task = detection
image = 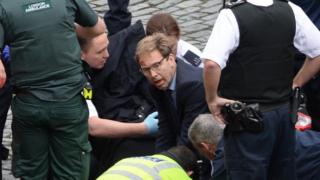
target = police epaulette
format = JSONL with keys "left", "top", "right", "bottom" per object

{"left": 224, "top": 0, "right": 246, "bottom": 9}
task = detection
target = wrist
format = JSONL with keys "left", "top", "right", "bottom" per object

{"left": 139, "top": 122, "right": 149, "bottom": 135}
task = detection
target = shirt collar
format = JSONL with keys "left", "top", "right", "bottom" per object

{"left": 247, "top": 0, "right": 273, "bottom": 6}
{"left": 168, "top": 73, "right": 176, "bottom": 91}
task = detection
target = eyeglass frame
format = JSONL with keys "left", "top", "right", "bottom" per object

{"left": 140, "top": 54, "right": 170, "bottom": 74}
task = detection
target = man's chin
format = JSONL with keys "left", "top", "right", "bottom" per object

{"left": 155, "top": 84, "right": 168, "bottom": 91}
{"left": 94, "top": 63, "right": 105, "bottom": 69}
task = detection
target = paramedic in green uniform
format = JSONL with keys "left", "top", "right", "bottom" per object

{"left": 0, "top": 0, "right": 105, "bottom": 179}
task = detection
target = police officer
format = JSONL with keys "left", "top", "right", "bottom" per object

{"left": 0, "top": 0, "right": 105, "bottom": 179}
{"left": 97, "top": 146, "right": 196, "bottom": 180}
{"left": 146, "top": 13, "right": 203, "bottom": 67}
{"left": 202, "top": 0, "right": 320, "bottom": 179}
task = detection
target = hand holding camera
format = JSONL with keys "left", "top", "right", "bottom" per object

{"left": 221, "top": 102, "right": 264, "bottom": 133}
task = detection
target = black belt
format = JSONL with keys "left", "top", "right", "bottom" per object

{"left": 247, "top": 101, "right": 289, "bottom": 112}
{"left": 246, "top": 101, "right": 290, "bottom": 112}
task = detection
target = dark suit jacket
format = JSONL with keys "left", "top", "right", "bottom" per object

{"left": 91, "top": 20, "right": 155, "bottom": 122}
{"left": 150, "top": 59, "right": 209, "bottom": 152}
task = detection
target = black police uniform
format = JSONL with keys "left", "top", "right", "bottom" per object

{"left": 219, "top": 1, "right": 296, "bottom": 179}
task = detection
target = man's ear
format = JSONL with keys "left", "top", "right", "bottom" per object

{"left": 199, "top": 142, "right": 215, "bottom": 160}
{"left": 168, "top": 53, "right": 175, "bottom": 62}
{"left": 199, "top": 142, "right": 209, "bottom": 151}
{"left": 187, "top": 170, "right": 193, "bottom": 176}
{"left": 80, "top": 51, "right": 85, "bottom": 61}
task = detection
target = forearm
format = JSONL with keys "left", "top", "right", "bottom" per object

{"left": 88, "top": 116, "right": 147, "bottom": 138}
{"left": 293, "top": 56, "right": 320, "bottom": 87}
{"left": 76, "top": 17, "right": 106, "bottom": 39}
{"left": 203, "top": 60, "right": 221, "bottom": 107}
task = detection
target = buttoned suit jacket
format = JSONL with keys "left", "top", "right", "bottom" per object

{"left": 150, "top": 59, "right": 209, "bottom": 152}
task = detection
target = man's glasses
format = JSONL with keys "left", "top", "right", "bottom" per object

{"left": 140, "top": 55, "right": 168, "bottom": 74}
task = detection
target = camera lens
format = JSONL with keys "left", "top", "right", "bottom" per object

{"left": 231, "top": 102, "right": 244, "bottom": 112}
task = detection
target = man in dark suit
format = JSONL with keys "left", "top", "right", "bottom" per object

{"left": 135, "top": 33, "right": 209, "bottom": 152}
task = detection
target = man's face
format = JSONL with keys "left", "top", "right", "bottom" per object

{"left": 138, "top": 50, "right": 176, "bottom": 90}
{"left": 81, "top": 33, "right": 109, "bottom": 69}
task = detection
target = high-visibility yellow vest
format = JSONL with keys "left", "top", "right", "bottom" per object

{"left": 97, "top": 154, "right": 192, "bottom": 180}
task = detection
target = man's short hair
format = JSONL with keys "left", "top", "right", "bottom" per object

{"left": 77, "top": 36, "right": 88, "bottom": 50}
{"left": 146, "top": 13, "right": 180, "bottom": 39}
{"left": 135, "top": 33, "right": 174, "bottom": 62}
{"left": 160, "top": 146, "right": 197, "bottom": 172}
{"left": 77, "top": 32, "right": 108, "bottom": 52}
{"left": 188, "top": 114, "right": 225, "bottom": 146}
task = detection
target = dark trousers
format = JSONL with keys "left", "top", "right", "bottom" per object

{"left": 224, "top": 105, "right": 296, "bottom": 180}
{"left": 0, "top": 59, "right": 11, "bottom": 180}
{"left": 11, "top": 94, "right": 90, "bottom": 180}
{"left": 104, "top": 0, "right": 131, "bottom": 36}
{"left": 295, "top": 130, "right": 320, "bottom": 180}
{"left": 0, "top": 82, "right": 12, "bottom": 180}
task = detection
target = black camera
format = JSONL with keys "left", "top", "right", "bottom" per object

{"left": 221, "top": 102, "right": 264, "bottom": 133}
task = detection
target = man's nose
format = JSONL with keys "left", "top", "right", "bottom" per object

{"left": 104, "top": 50, "right": 109, "bottom": 59}
{"left": 149, "top": 69, "right": 158, "bottom": 78}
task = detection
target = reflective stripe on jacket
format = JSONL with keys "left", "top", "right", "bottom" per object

{"left": 97, "top": 154, "right": 191, "bottom": 180}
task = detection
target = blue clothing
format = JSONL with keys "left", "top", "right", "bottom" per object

{"left": 2, "top": 46, "right": 9, "bottom": 63}
{"left": 211, "top": 139, "right": 225, "bottom": 178}
{"left": 150, "top": 59, "right": 211, "bottom": 179}
{"left": 168, "top": 73, "right": 176, "bottom": 91}
{"left": 224, "top": 105, "right": 295, "bottom": 180}
{"left": 150, "top": 59, "right": 209, "bottom": 152}
{"left": 213, "top": 130, "right": 320, "bottom": 180}
{"left": 290, "top": 0, "right": 320, "bottom": 29}
{"left": 296, "top": 130, "right": 320, "bottom": 180}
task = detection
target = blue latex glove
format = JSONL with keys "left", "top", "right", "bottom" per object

{"left": 2, "top": 46, "right": 10, "bottom": 63}
{"left": 143, "top": 111, "right": 159, "bottom": 135}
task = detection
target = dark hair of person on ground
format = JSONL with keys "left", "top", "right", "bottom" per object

{"left": 146, "top": 13, "right": 180, "bottom": 38}
{"left": 146, "top": 13, "right": 180, "bottom": 55}
{"left": 160, "top": 145, "right": 197, "bottom": 172}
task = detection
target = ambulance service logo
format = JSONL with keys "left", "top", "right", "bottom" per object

{"left": 24, "top": 1, "right": 51, "bottom": 13}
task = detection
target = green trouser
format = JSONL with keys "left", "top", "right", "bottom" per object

{"left": 11, "top": 93, "right": 91, "bottom": 180}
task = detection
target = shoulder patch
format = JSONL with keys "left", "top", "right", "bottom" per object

{"left": 82, "top": 82, "right": 93, "bottom": 100}
{"left": 224, "top": 0, "right": 246, "bottom": 9}
{"left": 183, "top": 50, "right": 201, "bottom": 67}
